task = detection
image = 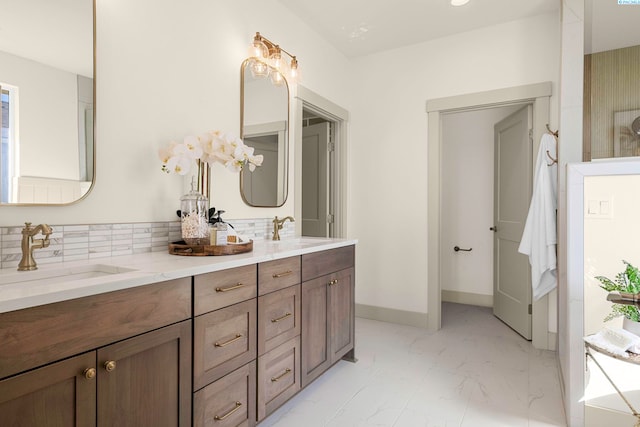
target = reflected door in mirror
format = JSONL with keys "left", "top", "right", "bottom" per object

{"left": 240, "top": 59, "right": 289, "bottom": 207}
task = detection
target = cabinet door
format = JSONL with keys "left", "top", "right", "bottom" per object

{"left": 0, "top": 351, "right": 96, "bottom": 426}
{"left": 301, "top": 275, "right": 330, "bottom": 388}
{"left": 329, "top": 268, "right": 355, "bottom": 364}
{"left": 97, "top": 320, "right": 192, "bottom": 427}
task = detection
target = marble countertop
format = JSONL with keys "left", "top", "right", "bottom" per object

{"left": 0, "top": 237, "right": 357, "bottom": 314}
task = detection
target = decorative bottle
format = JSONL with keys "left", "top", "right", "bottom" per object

{"left": 180, "top": 177, "right": 210, "bottom": 245}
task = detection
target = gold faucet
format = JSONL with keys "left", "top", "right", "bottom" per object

{"left": 272, "top": 216, "right": 295, "bottom": 241}
{"left": 18, "top": 222, "right": 53, "bottom": 271}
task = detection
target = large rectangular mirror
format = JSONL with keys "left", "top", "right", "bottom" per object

{"left": 0, "top": 0, "right": 95, "bottom": 205}
{"left": 239, "top": 59, "right": 289, "bottom": 207}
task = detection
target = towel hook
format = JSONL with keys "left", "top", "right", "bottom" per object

{"left": 545, "top": 124, "right": 558, "bottom": 166}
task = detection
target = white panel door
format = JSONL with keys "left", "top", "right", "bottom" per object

{"left": 493, "top": 105, "right": 533, "bottom": 340}
{"left": 302, "top": 122, "right": 329, "bottom": 237}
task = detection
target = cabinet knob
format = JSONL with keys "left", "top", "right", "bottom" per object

{"left": 83, "top": 367, "right": 96, "bottom": 380}
{"left": 328, "top": 279, "right": 339, "bottom": 286}
{"left": 104, "top": 360, "right": 117, "bottom": 372}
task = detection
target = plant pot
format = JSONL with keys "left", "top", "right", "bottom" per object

{"left": 622, "top": 317, "right": 640, "bottom": 337}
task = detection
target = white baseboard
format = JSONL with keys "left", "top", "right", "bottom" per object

{"left": 441, "top": 290, "right": 493, "bottom": 307}
{"left": 355, "top": 304, "right": 429, "bottom": 329}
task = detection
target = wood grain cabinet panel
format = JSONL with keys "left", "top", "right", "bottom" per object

{"left": 194, "top": 299, "right": 257, "bottom": 391}
{"left": 329, "top": 268, "right": 355, "bottom": 364}
{"left": 301, "top": 275, "right": 331, "bottom": 388}
{"left": 194, "top": 265, "right": 257, "bottom": 316}
{"left": 301, "top": 246, "right": 354, "bottom": 282}
{"left": 257, "top": 336, "right": 301, "bottom": 421}
{"left": 258, "top": 285, "right": 301, "bottom": 356}
{"left": 0, "top": 351, "right": 96, "bottom": 427}
{"left": 194, "top": 361, "right": 256, "bottom": 427}
{"left": 97, "top": 320, "right": 192, "bottom": 427}
{"left": 0, "top": 277, "right": 191, "bottom": 380}
{"left": 301, "top": 263, "right": 355, "bottom": 388}
{"left": 258, "top": 256, "right": 301, "bottom": 295}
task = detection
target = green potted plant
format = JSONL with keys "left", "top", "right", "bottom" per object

{"left": 596, "top": 260, "right": 640, "bottom": 335}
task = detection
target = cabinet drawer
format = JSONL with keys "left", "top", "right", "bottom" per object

{"left": 258, "top": 285, "right": 301, "bottom": 356}
{"left": 257, "top": 336, "right": 301, "bottom": 421}
{"left": 194, "top": 299, "right": 257, "bottom": 390}
{"left": 302, "top": 245, "right": 354, "bottom": 282}
{"left": 194, "top": 265, "right": 257, "bottom": 316}
{"left": 194, "top": 361, "right": 256, "bottom": 427}
{"left": 0, "top": 277, "right": 191, "bottom": 380}
{"left": 258, "top": 256, "right": 301, "bottom": 295}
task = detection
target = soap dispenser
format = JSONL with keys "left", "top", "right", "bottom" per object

{"left": 209, "top": 210, "right": 228, "bottom": 246}
{"left": 180, "top": 177, "right": 209, "bottom": 245}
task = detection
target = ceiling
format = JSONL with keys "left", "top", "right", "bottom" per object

{"left": 276, "top": 0, "right": 560, "bottom": 58}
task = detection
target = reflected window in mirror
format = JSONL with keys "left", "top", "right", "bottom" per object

{"left": 0, "top": 0, "right": 95, "bottom": 205}
{"left": 240, "top": 58, "right": 289, "bottom": 207}
{"left": 583, "top": 0, "right": 640, "bottom": 160}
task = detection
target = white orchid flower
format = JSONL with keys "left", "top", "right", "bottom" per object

{"left": 165, "top": 155, "right": 194, "bottom": 175}
{"left": 183, "top": 135, "right": 203, "bottom": 159}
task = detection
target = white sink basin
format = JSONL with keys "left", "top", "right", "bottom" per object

{"left": 0, "top": 264, "right": 138, "bottom": 287}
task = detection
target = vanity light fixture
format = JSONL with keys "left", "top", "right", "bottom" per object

{"left": 248, "top": 32, "right": 299, "bottom": 86}
{"left": 451, "top": 0, "right": 470, "bottom": 5}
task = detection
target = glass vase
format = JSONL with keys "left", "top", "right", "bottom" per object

{"left": 180, "top": 175, "right": 209, "bottom": 245}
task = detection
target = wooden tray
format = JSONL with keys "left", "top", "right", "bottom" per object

{"left": 168, "top": 240, "right": 253, "bottom": 256}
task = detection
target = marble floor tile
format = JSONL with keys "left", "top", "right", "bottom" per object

{"left": 261, "top": 303, "right": 567, "bottom": 427}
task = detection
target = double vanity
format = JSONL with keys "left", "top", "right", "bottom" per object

{"left": 0, "top": 238, "right": 356, "bottom": 426}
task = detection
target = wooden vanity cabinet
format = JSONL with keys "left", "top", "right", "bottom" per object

{"left": 193, "top": 265, "right": 258, "bottom": 427}
{"left": 97, "top": 320, "right": 192, "bottom": 426}
{"left": 0, "top": 278, "right": 192, "bottom": 427}
{"left": 301, "top": 246, "right": 355, "bottom": 388}
{"left": 0, "top": 351, "right": 96, "bottom": 426}
{"left": 255, "top": 256, "right": 303, "bottom": 421}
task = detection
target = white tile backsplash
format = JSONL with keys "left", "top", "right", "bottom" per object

{"left": 0, "top": 218, "right": 294, "bottom": 269}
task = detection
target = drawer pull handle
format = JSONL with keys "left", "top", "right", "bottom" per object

{"left": 104, "top": 360, "right": 116, "bottom": 372}
{"left": 271, "top": 368, "right": 292, "bottom": 382}
{"left": 213, "top": 401, "right": 242, "bottom": 421}
{"left": 84, "top": 367, "right": 96, "bottom": 380}
{"left": 328, "top": 279, "right": 339, "bottom": 286}
{"left": 271, "top": 312, "right": 292, "bottom": 323}
{"left": 214, "top": 333, "right": 243, "bottom": 347}
{"left": 215, "top": 283, "right": 245, "bottom": 293}
{"left": 272, "top": 270, "right": 293, "bottom": 278}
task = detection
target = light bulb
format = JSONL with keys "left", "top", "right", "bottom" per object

{"left": 288, "top": 57, "right": 299, "bottom": 84}
{"left": 250, "top": 59, "right": 269, "bottom": 79}
{"left": 270, "top": 69, "right": 285, "bottom": 86}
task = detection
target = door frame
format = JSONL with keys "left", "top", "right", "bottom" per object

{"left": 426, "top": 82, "right": 553, "bottom": 350}
{"left": 294, "top": 86, "right": 349, "bottom": 238}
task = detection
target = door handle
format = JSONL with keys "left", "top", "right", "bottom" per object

{"left": 454, "top": 246, "right": 472, "bottom": 252}
{"left": 489, "top": 226, "right": 497, "bottom": 232}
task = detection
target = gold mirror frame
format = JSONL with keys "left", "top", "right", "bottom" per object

{"left": 239, "top": 58, "right": 290, "bottom": 207}
{"left": 0, "top": 0, "right": 96, "bottom": 206}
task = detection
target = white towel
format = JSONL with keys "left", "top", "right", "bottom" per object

{"left": 518, "top": 133, "right": 557, "bottom": 301}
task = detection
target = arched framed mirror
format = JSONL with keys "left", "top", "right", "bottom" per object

{"left": 0, "top": 0, "right": 95, "bottom": 205}
{"left": 239, "top": 58, "right": 289, "bottom": 207}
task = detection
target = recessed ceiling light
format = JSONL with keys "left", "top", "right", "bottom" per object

{"left": 451, "top": 0, "right": 470, "bottom": 6}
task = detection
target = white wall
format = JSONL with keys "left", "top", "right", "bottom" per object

{"left": 441, "top": 106, "right": 521, "bottom": 299}
{"left": 349, "top": 12, "right": 560, "bottom": 316}
{"left": 583, "top": 174, "right": 640, "bottom": 335}
{"left": 0, "top": 0, "right": 351, "bottom": 226}
{"left": 0, "top": 51, "right": 79, "bottom": 180}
